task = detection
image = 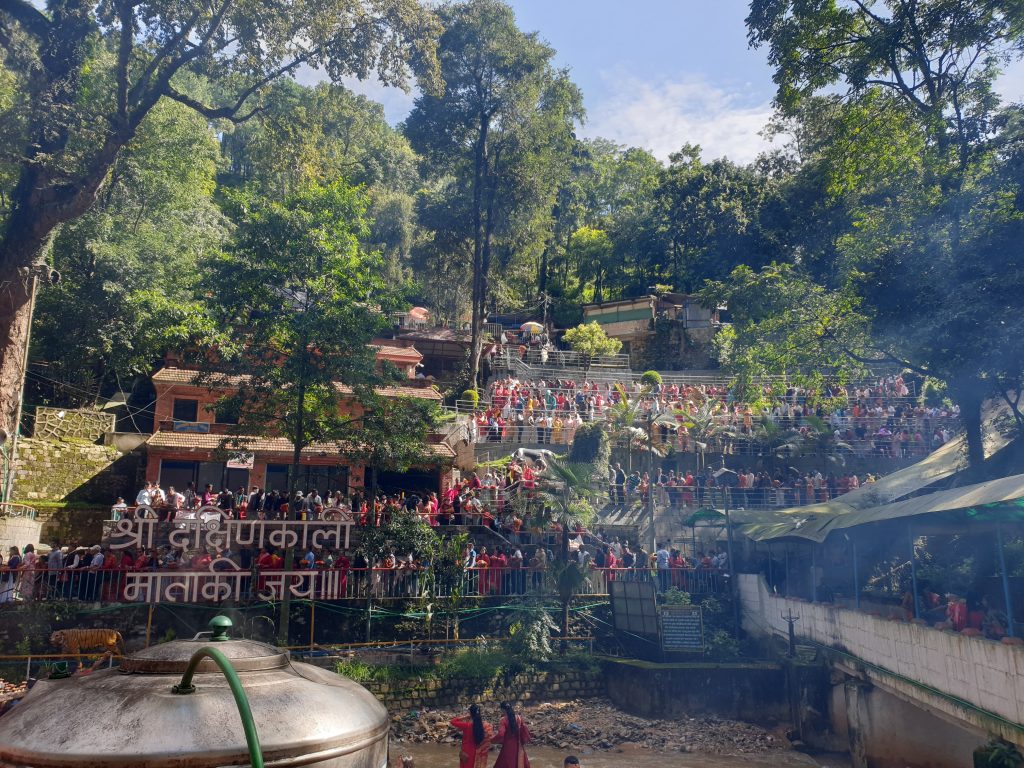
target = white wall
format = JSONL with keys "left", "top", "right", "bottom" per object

{"left": 739, "top": 574, "right": 1024, "bottom": 734}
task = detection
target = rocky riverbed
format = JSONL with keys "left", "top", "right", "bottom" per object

{"left": 390, "top": 698, "right": 790, "bottom": 755}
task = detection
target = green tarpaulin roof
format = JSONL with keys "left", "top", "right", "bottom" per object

{"left": 739, "top": 403, "right": 1015, "bottom": 543}
{"left": 742, "top": 472, "right": 1024, "bottom": 543}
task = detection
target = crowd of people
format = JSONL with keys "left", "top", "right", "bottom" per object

{"left": 606, "top": 462, "right": 887, "bottom": 510}
{"left": 473, "top": 374, "right": 960, "bottom": 459}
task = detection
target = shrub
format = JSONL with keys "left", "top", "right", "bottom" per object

{"left": 640, "top": 370, "right": 662, "bottom": 387}
{"left": 462, "top": 389, "right": 479, "bottom": 407}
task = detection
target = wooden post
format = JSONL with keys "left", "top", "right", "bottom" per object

{"left": 145, "top": 603, "right": 154, "bottom": 648}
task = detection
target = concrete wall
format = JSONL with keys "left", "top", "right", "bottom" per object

{"left": 739, "top": 574, "right": 1024, "bottom": 748}
{"left": 603, "top": 659, "right": 792, "bottom": 723}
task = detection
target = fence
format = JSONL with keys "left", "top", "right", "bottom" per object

{"left": 0, "top": 564, "right": 724, "bottom": 605}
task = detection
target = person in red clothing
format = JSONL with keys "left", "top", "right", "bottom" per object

{"left": 493, "top": 700, "right": 531, "bottom": 768}
{"left": 450, "top": 703, "right": 493, "bottom": 768}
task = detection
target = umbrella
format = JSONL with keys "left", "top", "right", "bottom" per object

{"left": 520, "top": 321, "right": 543, "bottom": 333}
{"left": 408, "top": 306, "right": 430, "bottom": 320}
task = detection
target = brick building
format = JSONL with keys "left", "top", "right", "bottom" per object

{"left": 144, "top": 345, "right": 453, "bottom": 496}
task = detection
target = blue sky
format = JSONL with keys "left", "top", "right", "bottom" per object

{"left": 318, "top": 0, "right": 1024, "bottom": 165}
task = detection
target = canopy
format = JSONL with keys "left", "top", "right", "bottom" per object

{"left": 827, "top": 473, "right": 1024, "bottom": 533}
{"left": 681, "top": 507, "right": 726, "bottom": 527}
{"left": 739, "top": 402, "right": 1015, "bottom": 543}
{"left": 743, "top": 472, "right": 1024, "bottom": 543}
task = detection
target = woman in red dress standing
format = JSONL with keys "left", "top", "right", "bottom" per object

{"left": 450, "top": 703, "right": 493, "bottom": 768}
{"left": 493, "top": 701, "right": 530, "bottom": 768}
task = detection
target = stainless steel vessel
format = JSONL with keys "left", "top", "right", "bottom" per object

{"left": 0, "top": 617, "right": 388, "bottom": 768}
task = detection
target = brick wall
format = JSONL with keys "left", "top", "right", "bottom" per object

{"left": 360, "top": 669, "right": 605, "bottom": 712}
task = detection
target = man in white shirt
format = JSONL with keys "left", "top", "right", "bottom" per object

{"left": 135, "top": 482, "right": 153, "bottom": 507}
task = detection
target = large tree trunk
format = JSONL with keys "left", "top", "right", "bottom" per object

{"left": 955, "top": 380, "right": 985, "bottom": 479}
{"left": 467, "top": 115, "right": 489, "bottom": 390}
{"left": 0, "top": 276, "right": 35, "bottom": 443}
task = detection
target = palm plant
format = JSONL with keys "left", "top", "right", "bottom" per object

{"left": 535, "top": 458, "right": 601, "bottom": 646}
{"left": 750, "top": 416, "right": 803, "bottom": 467}
{"left": 606, "top": 385, "right": 668, "bottom": 472}
{"left": 666, "top": 399, "right": 735, "bottom": 470}
{"left": 800, "top": 414, "right": 854, "bottom": 471}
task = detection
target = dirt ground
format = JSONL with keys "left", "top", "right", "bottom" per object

{"left": 390, "top": 697, "right": 791, "bottom": 755}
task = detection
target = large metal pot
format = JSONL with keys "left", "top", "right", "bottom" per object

{"left": 0, "top": 617, "right": 388, "bottom": 768}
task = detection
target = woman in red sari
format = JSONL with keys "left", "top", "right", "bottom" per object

{"left": 450, "top": 704, "right": 493, "bottom": 768}
{"left": 493, "top": 701, "right": 530, "bottom": 768}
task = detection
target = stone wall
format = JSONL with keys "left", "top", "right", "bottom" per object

{"left": 360, "top": 669, "right": 605, "bottom": 713}
{"left": 12, "top": 437, "right": 140, "bottom": 503}
{"left": 33, "top": 407, "right": 115, "bottom": 442}
{"left": 604, "top": 659, "right": 792, "bottom": 723}
{"left": 739, "top": 574, "right": 1024, "bottom": 747}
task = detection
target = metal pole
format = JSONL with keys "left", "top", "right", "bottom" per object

{"left": 852, "top": 538, "right": 860, "bottom": 610}
{"left": 908, "top": 523, "right": 920, "bottom": 620}
{"left": 145, "top": 603, "right": 154, "bottom": 648}
{"left": 647, "top": 413, "right": 656, "bottom": 553}
{"left": 811, "top": 544, "right": 818, "bottom": 603}
{"left": 996, "top": 523, "right": 1016, "bottom": 638}
{"left": 309, "top": 600, "right": 316, "bottom": 649}
{"left": 365, "top": 597, "right": 372, "bottom": 643}
{"left": 724, "top": 489, "right": 740, "bottom": 639}
{"left": 785, "top": 546, "right": 790, "bottom": 598}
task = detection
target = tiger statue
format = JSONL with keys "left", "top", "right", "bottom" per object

{"left": 50, "top": 628, "right": 125, "bottom": 658}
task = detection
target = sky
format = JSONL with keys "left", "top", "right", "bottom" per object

{"left": 313, "top": 0, "right": 1024, "bottom": 166}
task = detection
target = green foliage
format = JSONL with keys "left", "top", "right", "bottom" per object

{"left": 508, "top": 607, "right": 559, "bottom": 663}
{"left": 562, "top": 322, "right": 622, "bottom": 366}
{"left": 974, "top": 739, "right": 1024, "bottom": 768}
{"left": 662, "top": 588, "right": 692, "bottom": 606}
{"left": 705, "top": 630, "right": 741, "bottom": 661}
{"left": 442, "top": 644, "right": 507, "bottom": 680}
{"left": 360, "top": 507, "right": 438, "bottom": 561}
{"left": 31, "top": 99, "right": 226, "bottom": 405}
{"left": 405, "top": 0, "right": 583, "bottom": 386}
{"left": 462, "top": 389, "right": 480, "bottom": 407}
{"left": 568, "top": 420, "right": 611, "bottom": 466}
{"left": 640, "top": 370, "right": 662, "bottom": 387}
{"left": 202, "top": 181, "right": 433, "bottom": 494}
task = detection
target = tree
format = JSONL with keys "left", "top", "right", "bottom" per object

{"left": 29, "top": 98, "right": 224, "bottom": 408}
{"left": 561, "top": 321, "right": 622, "bottom": 376}
{"left": 743, "top": 1, "right": 1024, "bottom": 473}
{"left": 201, "top": 181, "right": 432, "bottom": 642}
{"left": 405, "top": 0, "right": 582, "bottom": 389}
{"left": 534, "top": 457, "right": 599, "bottom": 648}
{"left": 0, "top": 0, "right": 441, "bottom": 440}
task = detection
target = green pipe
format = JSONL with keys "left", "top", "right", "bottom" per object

{"left": 172, "top": 646, "right": 264, "bottom": 768}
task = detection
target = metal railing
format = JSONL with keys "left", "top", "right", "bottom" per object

{"left": 0, "top": 565, "right": 725, "bottom": 604}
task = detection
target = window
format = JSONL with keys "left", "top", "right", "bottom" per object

{"left": 264, "top": 464, "right": 348, "bottom": 495}
{"left": 172, "top": 398, "right": 199, "bottom": 422}
{"left": 159, "top": 460, "right": 198, "bottom": 491}
{"left": 214, "top": 401, "right": 239, "bottom": 424}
